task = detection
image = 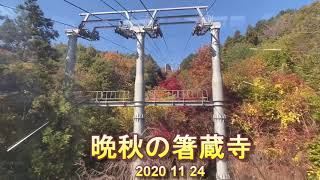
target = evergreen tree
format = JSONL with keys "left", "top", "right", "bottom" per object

{"left": 0, "top": 0, "right": 59, "bottom": 64}
{"left": 233, "top": 30, "right": 242, "bottom": 42}
{"left": 246, "top": 25, "right": 259, "bottom": 46}
{"left": 224, "top": 36, "right": 233, "bottom": 47}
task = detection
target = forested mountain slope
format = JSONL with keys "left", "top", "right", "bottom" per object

{"left": 177, "top": 1, "right": 320, "bottom": 179}
{"left": 0, "top": 0, "right": 319, "bottom": 179}
{"left": 0, "top": 1, "right": 164, "bottom": 179}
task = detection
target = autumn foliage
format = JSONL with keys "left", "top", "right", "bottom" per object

{"left": 159, "top": 75, "right": 181, "bottom": 90}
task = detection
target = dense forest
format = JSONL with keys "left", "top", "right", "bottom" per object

{"left": 0, "top": 0, "right": 319, "bottom": 179}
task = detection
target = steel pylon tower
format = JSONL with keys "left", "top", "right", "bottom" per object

{"left": 63, "top": 28, "right": 99, "bottom": 97}
{"left": 211, "top": 23, "right": 230, "bottom": 180}
{"left": 64, "top": 30, "right": 78, "bottom": 98}
{"left": 5, "top": 2, "right": 231, "bottom": 179}
{"left": 62, "top": 5, "right": 230, "bottom": 180}
{"left": 133, "top": 32, "right": 145, "bottom": 135}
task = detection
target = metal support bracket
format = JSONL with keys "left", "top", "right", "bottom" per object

{"left": 66, "top": 28, "right": 100, "bottom": 41}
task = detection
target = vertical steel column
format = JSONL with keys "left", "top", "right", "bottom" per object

{"left": 64, "top": 30, "right": 78, "bottom": 95}
{"left": 133, "top": 32, "right": 145, "bottom": 135}
{"left": 211, "top": 23, "right": 230, "bottom": 180}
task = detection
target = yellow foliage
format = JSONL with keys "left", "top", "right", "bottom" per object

{"left": 245, "top": 103, "right": 258, "bottom": 116}
{"left": 278, "top": 111, "right": 301, "bottom": 128}
{"left": 146, "top": 106, "right": 168, "bottom": 123}
{"left": 274, "top": 84, "right": 285, "bottom": 95}
{"left": 264, "top": 148, "right": 282, "bottom": 158}
{"left": 9, "top": 62, "right": 35, "bottom": 71}
{"left": 114, "top": 107, "right": 134, "bottom": 132}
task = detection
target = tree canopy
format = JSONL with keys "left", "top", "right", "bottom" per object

{"left": 0, "top": 0, "right": 59, "bottom": 64}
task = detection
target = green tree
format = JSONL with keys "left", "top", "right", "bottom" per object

{"left": 144, "top": 55, "right": 163, "bottom": 89}
{"left": 308, "top": 137, "right": 320, "bottom": 179}
{"left": 0, "top": 0, "right": 59, "bottom": 64}
{"left": 246, "top": 25, "right": 259, "bottom": 45}
{"left": 0, "top": 19, "right": 19, "bottom": 50}
{"left": 78, "top": 45, "right": 99, "bottom": 71}
{"left": 233, "top": 30, "right": 242, "bottom": 43}
{"left": 180, "top": 54, "right": 195, "bottom": 71}
{"left": 29, "top": 92, "right": 80, "bottom": 179}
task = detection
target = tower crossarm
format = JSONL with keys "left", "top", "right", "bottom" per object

{"left": 77, "top": 6, "right": 210, "bottom": 39}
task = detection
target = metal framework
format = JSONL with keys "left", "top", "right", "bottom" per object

{"left": 81, "top": 90, "right": 214, "bottom": 107}
{"left": 91, "top": 91, "right": 130, "bottom": 101}
{"left": 63, "top": 5, "right": 230, "bottom": 180}
{"left": 147, "top": 90, "right": 209, "bottom": 102}
{"left": 72, "top": 6, "right": 213, "bottom": 39}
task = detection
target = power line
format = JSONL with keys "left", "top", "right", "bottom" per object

{"left": 63, "top": 0, "right": 105, "bottom": 22}
{"left": 182, "top": 1, "right": 217, "bottom": 65}
{"left": 53, "top": 20, "right": 77, "bottom": 28}
{"left": 99, "top": 0, "right": 128, "bottom": 20}
{"left": 64, "top": 0, "right": 139, "bottom": 53}
{"left": 107, "top": 0, "right": 165, "bottom": 63}
{"left": 162, "top": 37, "right": 169, "bottom": 51}
{"left": 100, "top": 35, "right": 135, "bottom": 53}
{"left": 99, "top": 0, "right": 145, "bottom": 49}
{"left": 0, "top": 2, "right": 137, "bottom": 54}
{"left": 100, "top": 33, "right": 151, "bottom": 53}
{"left": 148, "top": 38, "right": 168, "bottom": 65}
{"left": 207, "top": 0, "right": 217, "bottom": 13}
{"left": 138, "top": 0, "right": 170, "bottom": 56}
{"left": 150, "top": 40, "right": 164, "bottom": 57}
{"left": 184, "top": 33, "right": 193, "bottom": 51}
{"left": 0, "top": 2, "right": 76, "bottom": 28}
{"left": 98, "top": 0, "right": 152, "bottom": 54}
{"left": 102, "top": 0, "right": 170, "bottom": 66}
{"left": 99, "top": 0, "right": 162, "bottom": 59}
{"left": 113, "top": 0, "right": 138, "bottom": 20}
{"left": 138, "top": 0, "right": 155, "bottom": 21}
{"left": 0, "top": 2, "right": 15, "bottom": 11}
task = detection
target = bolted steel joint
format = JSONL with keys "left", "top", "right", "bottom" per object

{"left": 192, "top": 22, "right": 211, "bottom": 36}
{"left": 213, "top": 112, "right": 227, "bottom": 122}
{"left": 145, "top": 22, "right": 163, "bottom": 38}
{"left": 216, "top": 172, "right": 231, "bottom": 180}
{"left": 115, "top": 25, "right": 136, "bottom": 39}
{"left": 79, "top": 28, "right": 100, "bottom": 41}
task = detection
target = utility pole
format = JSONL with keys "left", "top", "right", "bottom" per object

{"left": 133, "top": 32, "right": 146, "bottom": 135}
{"left": 211, "top": 22, "right": 230, "bottom": 180}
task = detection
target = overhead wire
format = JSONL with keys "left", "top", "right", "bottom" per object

{"left": 106, "top": 0, "right": 167, "bottom": 64}
{"left": 138, "top": 0, "right": 170, "bottom": 53}
{"left": 0, "top": 2, "right": 16, "bottom": 11}
{"left": 0, "top": 2, "right": 137, "bottom": 54}
{"left": 63, "top": 0, "right": 104, "bottom": 21}
{"left": 63, "top": 0, "right": 146, "bottom": 53}
{"left": 99, "top": 0, "right": 128, "bottom": 20}
{"left": 98, "top": 0, "right": 153, "bottom": 54}
{"left": 207, "top": 0, "right": 217, "bottom": 13}
{"left": 138, "top": 0, "right": 154, "bottom": 21}
{"left": 100, "top": 35, "right": 135, "bottom": 53}
{"left": 183, "top": 0, "right": 218, "bottom": 52}
{"left": 52, "top": 20, "right": 77, "bottom": 28}
{"left": 0, "top": 2, "right": 77, "bottom": 28}
{"left": 136, "top": 0, "right": 170, "bottom": 67}
{"left": 184, "top": 33, "right": 193, "bottom": 51}
{"left": 113, "top": 0, "right": 138, "bottom": 20}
